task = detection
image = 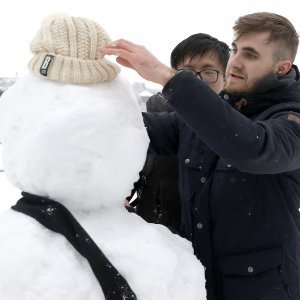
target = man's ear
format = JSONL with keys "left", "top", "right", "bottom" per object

{"left": 276, "top": 60, "right": 292, "bottom": 74}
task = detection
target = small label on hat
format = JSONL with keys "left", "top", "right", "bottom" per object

{"left": 40, "top": 55, "right": 54, "bottom": 76}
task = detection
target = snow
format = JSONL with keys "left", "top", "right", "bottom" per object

{"left": 0, "top": 73, "right": 206, "bottom": 299}
{"left": 0, "top": 146, "right": 21, "bottom": 212}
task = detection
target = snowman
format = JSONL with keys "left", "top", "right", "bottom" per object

{"left": 0, "top": 15, "right": 206, "bottom": 300}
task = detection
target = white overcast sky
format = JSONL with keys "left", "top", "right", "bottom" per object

{"left": 1, "top": 0, "right": 300, "bottom": 82}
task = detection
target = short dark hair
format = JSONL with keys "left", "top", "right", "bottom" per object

{"left": 170, "top": 33, "right": 230, "bottom": 71}
{"left": 233, "top": 12, "right": 299, "bottom": 62}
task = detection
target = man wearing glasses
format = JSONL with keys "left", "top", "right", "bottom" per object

{"left": 188, "top": 69, "right": 223, "bottom": 83}
{"left": 131, "top": 33, "right": 229, "bottom": 236}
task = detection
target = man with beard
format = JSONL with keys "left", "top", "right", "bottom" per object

{"left": 102, "top": 12, "right": 300, "bottom": 300}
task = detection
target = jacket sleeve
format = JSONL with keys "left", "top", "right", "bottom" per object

{"left": 142, "top": 112, "right": 179, "bottom": 156}
{"left": 163, "top": 70, "right": 300, "bottom": 174}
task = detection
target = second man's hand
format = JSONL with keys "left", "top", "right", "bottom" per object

{"left": 101, "top": 39, "right": 176, "bottom": 86}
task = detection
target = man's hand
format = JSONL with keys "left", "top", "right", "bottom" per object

{"left": 101, "top": 39, "right": 176, "bottom": 86}
{"left": 124, "top": 199, "right": 136, "bottom": 213}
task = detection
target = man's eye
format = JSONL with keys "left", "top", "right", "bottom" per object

{"left": 204, "top": 70, "right": 215, "bottom": 75}
{"left": 244, "top": 51, "right": 257, "bottom": 59}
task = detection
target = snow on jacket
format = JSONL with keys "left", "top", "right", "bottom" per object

{"left": 143, "top": 66, "right": 300, "bottom": 299}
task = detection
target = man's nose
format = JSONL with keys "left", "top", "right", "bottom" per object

{"left": 229, "top": 53, "right": 243, "bottom": 69}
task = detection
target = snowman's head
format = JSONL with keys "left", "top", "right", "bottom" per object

{"left": 0, "top": 15, "right": 149, "bottom": 211}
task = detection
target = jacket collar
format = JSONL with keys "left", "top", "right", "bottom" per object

{"left": 220, "top": 65, "right": 300, "bottom": 117}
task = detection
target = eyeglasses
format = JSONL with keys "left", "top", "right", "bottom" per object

{"left": 177, "top": 68, "right": 224, "bottom": 83}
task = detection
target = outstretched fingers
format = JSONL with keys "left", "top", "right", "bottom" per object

{"left": 101, "top": 39, "right": 175, "bottom": 86}
{"left": 101, "top": 39, "right": 140, "bottom": 69}
{"left": 110, "top": 39, "right": 139, "bottom": 51}
{"left": 101, "top": 39, "right": 138, "bottom": 55}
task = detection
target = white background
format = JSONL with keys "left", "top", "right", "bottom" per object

{"left": 1, "top": 0, "right": 300, "bottom": 82}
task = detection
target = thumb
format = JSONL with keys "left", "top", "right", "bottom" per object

{"left": 116, "top": 57, "right": 134, "bottom": 69}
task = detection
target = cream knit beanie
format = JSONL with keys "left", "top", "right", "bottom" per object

{"left": 28, "top": 14, "right": 120, "bottom": 84}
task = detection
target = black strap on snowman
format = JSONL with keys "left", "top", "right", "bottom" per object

{"left": 12, "top": 192, "right": 137, "bottom": 300}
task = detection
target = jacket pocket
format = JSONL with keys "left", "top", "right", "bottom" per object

{"left": 219, "top": 246, "right": 283, "bottom": 275}
{"left": 218, "top": 247, "right": 291, "bottom": 299}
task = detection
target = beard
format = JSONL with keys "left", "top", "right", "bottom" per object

{"left": 224, "top": 74, "right": 275, "bottom": 96}
{"left": 224, "top": 82, "right": 249, "bottom": 95}
{"left": 223, "top": 79, "right": 251, "bottom": 96}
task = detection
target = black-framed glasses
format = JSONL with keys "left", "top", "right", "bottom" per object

{"left": 177, "top": 68, "right": 224, "bottom": 83}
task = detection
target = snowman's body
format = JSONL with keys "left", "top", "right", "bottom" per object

{"left": 0, "top": 74, "right": 206, "bottom": 299}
